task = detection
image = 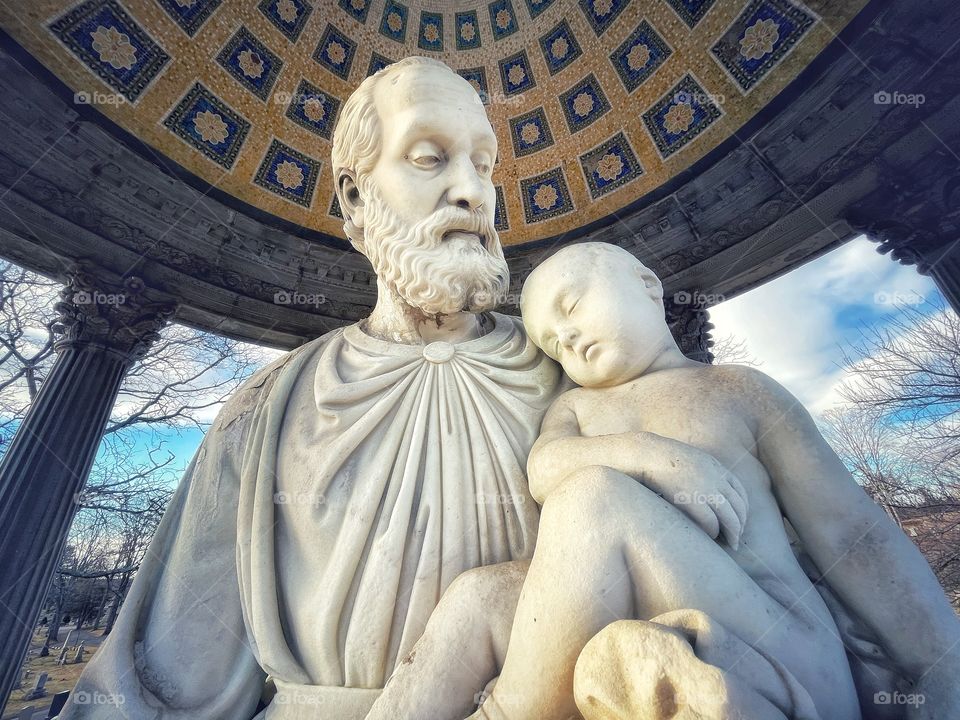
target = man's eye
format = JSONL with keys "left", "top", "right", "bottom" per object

{"left": 567, "top": 298, "right": 580, "bottom": 315}
{"left": 476, "top": 162, "right": 491, "bottom": 175}
{"left": 412, "top": 155, "right": 441, "bottom": 168}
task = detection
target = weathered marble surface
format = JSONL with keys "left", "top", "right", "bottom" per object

{"left": 58, "top": 57, "right": 960, "bottom": 720}
{"left": 371, "top": 243, "right": 960, "bottom": 720}
{"left": 58, "top": 57, "right": 564, "bottom": 719}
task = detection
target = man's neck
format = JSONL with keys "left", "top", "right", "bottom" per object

{"left": 364, "top": 280, "right": 488, "bottom": 345}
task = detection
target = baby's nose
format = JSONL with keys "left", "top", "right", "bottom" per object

{"left": 558, "top": 326, "right": 579, "bottom": 347}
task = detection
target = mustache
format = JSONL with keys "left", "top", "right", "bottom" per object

{"left": 416, "top": 206, "right": 498, "bottom": 252}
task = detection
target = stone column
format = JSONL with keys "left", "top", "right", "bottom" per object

{"left": 860, "top": 231, "right": 960, "bottom": 314}
{"left": 0, "top": 268, "right": 175, "bottom": 707}
{"left": 664, "top": 292, "right": 715, "bottom": 363}
{"left": 845, "top": 206, "right": 960, "bottom": 315}
{"left": 918, "top": 242, "right": 960, "bottom": 313}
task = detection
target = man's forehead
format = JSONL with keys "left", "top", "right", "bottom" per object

{"left": 389, "top": 105, "right": 494, "bottom": 141}
{"left": 375, "top": 68, "right": 492, "bottom": 135}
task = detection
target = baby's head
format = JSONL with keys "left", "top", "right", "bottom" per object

{"left": 520, "top": 242, "right": 675, "bottom": 387}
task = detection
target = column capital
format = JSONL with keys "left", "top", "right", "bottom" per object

{"left": 843, "top": 165, "right": 960, "bottom": 277}
{"left": 51, "top": 265, "right": 177, "bottom": 362}
{"left": 844, "top": 212, "right": 937, "bottom": 274}
{"left": 663, "top": 293, "right": 715, "bottom": 364}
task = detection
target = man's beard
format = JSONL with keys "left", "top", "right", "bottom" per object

{"left": 359, "top": 181, "right": 510, "bottom": 317}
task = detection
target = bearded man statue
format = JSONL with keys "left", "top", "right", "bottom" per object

{"left": 58, "top": 56, "right": 565, "bottom": 719}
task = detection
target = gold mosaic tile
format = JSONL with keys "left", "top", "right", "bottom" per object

{"left": 0, "top": 0, "right": 869, "bottom": 246}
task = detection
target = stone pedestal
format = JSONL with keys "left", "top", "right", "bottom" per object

{"left": 0, "top": 268, "right": 174, "bottom": 707}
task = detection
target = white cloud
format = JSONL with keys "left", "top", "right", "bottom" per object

{"left": 709, "top": 235, "right": 938, "bottom": 414}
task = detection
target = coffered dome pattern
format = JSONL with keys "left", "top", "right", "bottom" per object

{"left": 0, "top": 0, "right": 867, "bottom": 247}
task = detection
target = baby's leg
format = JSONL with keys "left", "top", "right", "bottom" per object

{"left": 367, "top": 559, "right": 528, "bottom": 720}
{"left": 470, "top": 465, "right": 814, "bottom": 720}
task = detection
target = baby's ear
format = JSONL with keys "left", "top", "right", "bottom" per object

{"left": 639, "top": 267, "right": 663, "bottom": 303}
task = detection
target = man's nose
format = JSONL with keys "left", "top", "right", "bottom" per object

{"left": 446, "top": 155, "right": 486, "bottom": 210}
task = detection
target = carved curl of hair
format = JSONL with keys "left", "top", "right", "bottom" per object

{"left": 330, "top": 56, "right": 460, "bottom": 253}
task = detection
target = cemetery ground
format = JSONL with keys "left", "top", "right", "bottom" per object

{"left": 1, "top": 627, "right": 103, "bottom": 719}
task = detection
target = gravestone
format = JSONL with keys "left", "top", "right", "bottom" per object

{"left": 55, "top": 630, "right": 73, "bottom": 666}
{"left": 47, "top": 691, "right": 69, "bottom": 718}
{"left": 23, "top": 671, "right": 47, "bottom": 700}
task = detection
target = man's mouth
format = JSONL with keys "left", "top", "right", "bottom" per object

{"left": 443, "top": 230, "right": 487, "bottom": 248}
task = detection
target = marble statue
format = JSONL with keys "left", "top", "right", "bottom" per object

{"left": 367, "top": 243, "right": 960, "bottom": 720}
{"left": 58, "top": 57, "right": 569, "bottom": 719}
{"left": 58, "top": 55, "right": 960, "bottom": 720}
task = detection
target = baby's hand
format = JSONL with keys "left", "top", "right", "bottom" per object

{"left": 649, "top": 449, "right": 749, "bottom": 549}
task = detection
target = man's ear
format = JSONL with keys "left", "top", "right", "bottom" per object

{"left": 338, "top": 171, "right": 365, "bottom": 230}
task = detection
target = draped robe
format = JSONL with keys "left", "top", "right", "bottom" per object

{"left": 59, "top": 312, "right": 563, "bottom": 720}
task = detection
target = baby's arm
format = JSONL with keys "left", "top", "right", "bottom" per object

{"left": 747, "top": 367, "right": 960, "bottom": 716}
{"left": 528, "top": 391, "right": 747, "bottom": 546}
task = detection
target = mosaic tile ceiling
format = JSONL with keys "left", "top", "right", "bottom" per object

{"left": 0, "top": 0, "right": 868, "bottom": 247}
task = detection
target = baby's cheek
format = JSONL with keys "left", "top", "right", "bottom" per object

{"left": 566, "top": 361, "right": 598, "bottom": 388}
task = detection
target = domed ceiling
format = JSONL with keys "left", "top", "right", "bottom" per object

{"left": 0, "top": 0, "right": 867, "bottom": 248}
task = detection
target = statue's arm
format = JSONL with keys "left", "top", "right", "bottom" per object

{"left": 527, "top": 392, "right": 747, "bottom": 545}
{"left": 58, "top": 413, "right": 266, "bottom": 719}
{"left": 752, "top": 368, "right": 960, "bottom": 695}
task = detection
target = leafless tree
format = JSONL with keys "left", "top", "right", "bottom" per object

{"left": 839, "top": 300, "right": 960, "bottom": 462}
{"left": 711, "top": 332, "right": 761, "bottom": 366}
{"left": 0, "top": 263, "right": 58, "bottom": 447}
{"left": 0, "top": 260, "right": 281, "bottom": 649}
{"left": 820, "top": 299, "right": 960, "bottom": 604}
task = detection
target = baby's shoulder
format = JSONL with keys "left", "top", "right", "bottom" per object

{"left": 549, "top": 385, "right": 587, "bottom": 411}
{"left": 699, "top": 363, "right": 798, "bottom": 416}
{"left": 686, "top": 361, "right": 766, "bottom": 388}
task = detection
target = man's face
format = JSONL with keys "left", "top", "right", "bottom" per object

{"left": 356, "top": 65, "right": 508, "bottom": 316}
{"left": 521, "top": 249, "right": 672, "bottom": 387}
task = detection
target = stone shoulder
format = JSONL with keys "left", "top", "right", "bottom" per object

{"left": 212, "top": 330, "right": 339, "bottom": 434}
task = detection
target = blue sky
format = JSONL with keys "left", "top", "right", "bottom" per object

{"left": 709, "top": 234, "right": 941, "bottom": 412}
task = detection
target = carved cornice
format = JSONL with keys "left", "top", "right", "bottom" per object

{"left": 844, "top": 155, "right": 960, "bottom": 274}
{"left": 1, "top": 0, "right": 959, "bottom": 347}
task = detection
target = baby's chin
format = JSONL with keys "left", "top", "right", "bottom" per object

{"left": 563, "top": 364, "right": 620, "bottom": 388}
